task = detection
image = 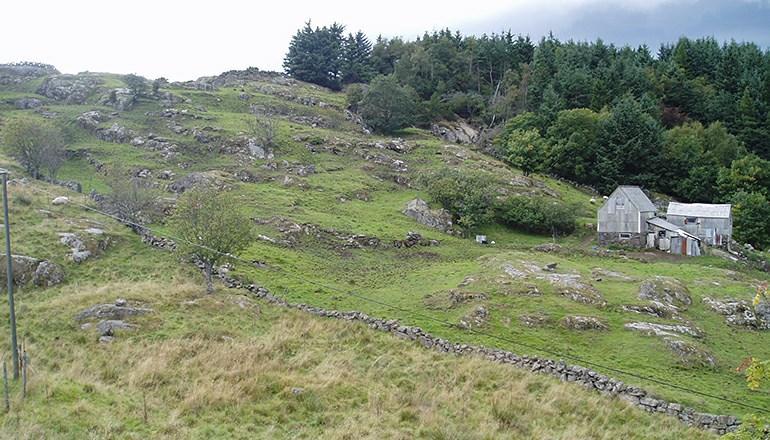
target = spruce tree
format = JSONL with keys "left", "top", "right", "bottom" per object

{"left": 341, "top": 31, "right": 374, "bottom": 85}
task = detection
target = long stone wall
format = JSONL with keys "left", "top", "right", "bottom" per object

{"left": 142, "top": 231, "right": 742, "bottom": 435}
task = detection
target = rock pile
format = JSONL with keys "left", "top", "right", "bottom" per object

{"left": 76, "top": 298, "right": 151, "bottom": 343}
{"left": 561, "top": 315, "right": 608, "bottom": 330}
{"left": 0, "top": 62, "right": 58, "bottom": 85}
{"left": 639, "top": 277, "right": 692, "bottom": 309}
{"left": 37, "top": 74, "right": 102, "bottom": 104}
{"left": 58, "top": 229, "right": 110, "bottom": 263}
{"left": 431, "top": 121, "right": 479, "bottom": 144}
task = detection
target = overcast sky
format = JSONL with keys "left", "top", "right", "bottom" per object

{"left": 2, "top": 0, "right": 769, "bottom": 81}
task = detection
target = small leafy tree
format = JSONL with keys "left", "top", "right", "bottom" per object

{"left": 104, "top": 167, "right": 160, "bottom": 227}
{"left": 122, "top": 73, "right": 148, "bottom": 96}
{"left": 151, "top": 77, "right": 168, "bottom": 95}
{"left": 2, "top": 118, "right": 65, "bottom": 180}
{"left": 504, "top": 128, "right": 549, "bottom": 176}
{"left": 171, "top": 188, "right": 252, "bottom": 294}
{"left": 358, "top": 75, "right": 417, "bottom": 133}
{"left": 731, "top": 191, "right": 770, "bottom": 249}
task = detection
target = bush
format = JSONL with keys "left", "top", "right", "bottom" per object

{"left": 732, "top": 191, "right": 770, "bottom": 249}
{"left": 503, "top": 129, "right": 550, "bottom": 176}
{"left": 344, "top": 83, "right": 367, "bottom": 112}
{"left": 358, "top": 75, "right": 418, "bottom": 133}
{"left": 496, "top": 196, "right": 576, "bottom": 236}
{"left": 422, "top": 169, "right": 496, "bottom": 232}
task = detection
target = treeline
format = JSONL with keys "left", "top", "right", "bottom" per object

{"left": 284, "top": 25, "right": 770, "bottom": 248}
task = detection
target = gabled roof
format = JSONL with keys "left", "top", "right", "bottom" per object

{"left": 614, "top": 186, "right": 657, "bottom": 212}
{"left": 647, "top": 217, "right": 700, "bottom": 241}
{"left": 667, "top": 202, "right": 731, "bottom": 219}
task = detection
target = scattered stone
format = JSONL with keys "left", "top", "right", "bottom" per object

{"left": 96, "top": 123, "right": 134, "bottom": 144}
{"left": 591, "top": 268, "right": 634, "bottom": 282}
{"left": 458, "top": 305, "right": 489, "bottom": 329}
{"left": 52, "top": 196, "right": 69, "bottom": 205}
{"left": 533, "top": 243, "right": 562, "bottom": 253}
{"left": 168, "top": 172, "right": 214, "bottom": 193}
{"left": 71, "top": 250, "right": 92, "bottom": 263}
{"left": 519, "top": 313, "right": 552, "bottom": 327}
{"left": 543, "top": 262, "right": 558, "bottom": 272}
{"left": 638, "top": 277, "right": 692, "bottom": 309}
{"left": 561, "top": 315, "right": 608, "bottom": 331}
{"left": 402, "top": 199, "right": 454, "bottom": 233}
{"left": 624, "top": 322, "right": 703, "bottom": 338}
{"left": 291, "top": 387, "right": 304, "bottom": 395}
{"left": 296, "top": 165, "right": 315, "bottom": 177}
{"left": 99, "top": 335, "right": 114, "bottom": 344}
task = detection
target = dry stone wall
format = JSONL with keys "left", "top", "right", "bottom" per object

{"left": 140, "top": 232, "right": 740, "bottom": 434}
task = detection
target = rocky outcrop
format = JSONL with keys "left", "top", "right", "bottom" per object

{"left": 519, "top": 313, "right": 552, "bottom": 327}
{"left": 624, "top": 322, "right": 703, "bottom": 338}
{"left": 96, "top": 123, "right": 134, "bottom": 144}
{"left": 76, "top": 110, "right": 109, "bottom": 130}
{"left": 32, "top": 261, "right": 65, "bottom": 287}
{"left": 168, "top": 171, "right": 220, "bottom": 194}
{"left": 639, "top": 277, "right": 692, "bottom": 309}
{"left": 75, "top": 299, "right": 152, "bottom": 321}
{"left": 561, "top": 315, "right": 608, "bottom": 330}
{"left": 402, "top": 199, "right": 454, "bottom": 233}
{"left": 665, "top": 339, "right": 716, "bottom": 368}
{"left": 58, "top": 229, "right": 110, "bottom": 263}
{"left": 37, "top": 74, "right": 102, "bottom": 104}
{"left": 14, "top": 97, "right": 43, "bottom": 109}
{"left": 0, "top": 255, "right": 63, "bottom": 288}
{"left": 0, "top": 62, "right": 58, "bottom": 85}
{"left": 702, "top": 297, "right": 769, "bottom": 330}
{"left": 431, "top": 120, "right": 479, "bottom": 144}
{"left": 99, "top": 88, "right": 136, "bottom": 111}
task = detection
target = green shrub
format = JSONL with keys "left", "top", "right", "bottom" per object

{"left": 422, "top": 169, "right": 496, "bottom": 232}
{"left": 358, "top": 75, "right": 418, "bottom": 133}
{"left": 496, "top": 196, "right": 576, "bottom": 236}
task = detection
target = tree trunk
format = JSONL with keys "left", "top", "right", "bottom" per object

{"left": 204, "top": 261, "right": 214, "bottom": 294}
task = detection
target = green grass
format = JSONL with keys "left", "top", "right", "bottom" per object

{"left": 0, "top": 68, "right": 768, "bottom": 434}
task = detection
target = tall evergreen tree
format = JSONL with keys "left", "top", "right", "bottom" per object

{"left": 341, "top": 31, "right": 374, "bottom": 84}
{"left": 283, "top": 22, "right": 345, "bottom": 90}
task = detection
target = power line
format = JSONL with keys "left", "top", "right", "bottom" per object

{"left": 19, "top": 180, "right": 770, "bottom": 415}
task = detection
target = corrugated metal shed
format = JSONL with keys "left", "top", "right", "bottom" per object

{"left": 618, "top": 186, "right": 657, "bottom": 212}
{"left": 646, "top": 217, "right": 700, "bottom": 241}
{"left": 667, "top": 202, "right": 731, "bottom": 218}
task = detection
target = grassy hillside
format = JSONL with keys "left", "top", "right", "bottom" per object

{"left": 0, "top": 179, "right": 712, "bottom": 439}
{"left": 0, "top": 66, "right": 768, "bottom": 434}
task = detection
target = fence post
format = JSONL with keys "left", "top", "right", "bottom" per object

{"left": 21, "top": 350, "right": 27, "bottom": 399}
{"left": 2, "top": 357, "right": 8, "bottom": 412}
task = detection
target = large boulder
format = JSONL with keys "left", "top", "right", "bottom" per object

{"left": 0, "top": 254, "right": 41, "bottom": 285}
{"left": 32, "top": 261, "right": 65, "bottom": 287}
{"left": 402, "top": 199, "right": 453, "bottom": 233}
{"left": 638, "top": 277, "right": 692, "bottom": 309}
{"left": 665, "top": 338, "right": 716, "bottom": 368}
{"left": 95, "top": 123, "right": 134, "bottom": 143}
{"left": 624, "top": 322, "right": 702, "bottom": 338}
{"left": 168, "top": 172, "right": 216, "bottom": 194}
{"left": 37, "top": 74, "right": 101, "bottom": 104}
{"left": 76, "top": 110, "right": 109, "bottom": 130}
{"left": 0, "top": 255, "right": 64, "bottom": 288}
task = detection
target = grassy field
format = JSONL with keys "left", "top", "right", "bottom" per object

{"left": 0, "top": 179, "right": 714, "bottom": 439}
{"left": 0, "top": 68, "right": 768, "bottom": 436}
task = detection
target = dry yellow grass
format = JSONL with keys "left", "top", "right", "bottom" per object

{"left": 0, "top": 274, "right": 713, "bottom": 439}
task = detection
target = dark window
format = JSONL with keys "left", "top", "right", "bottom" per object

{"left": 685, "top": 217, "right": 697, "bottom": 224}
{"left": 615, "top": 197, "right": 626, "bottom": 209}
{"left": 619, "top": 233, "right": 631, "bottom": 239}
